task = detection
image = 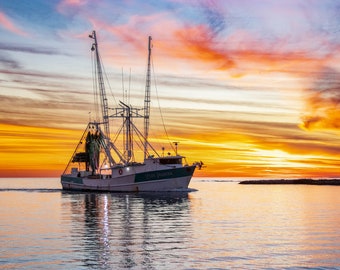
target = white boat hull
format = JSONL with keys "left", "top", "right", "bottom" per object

{"left": 61, "top": 165, "right": 195, "bottom": 192}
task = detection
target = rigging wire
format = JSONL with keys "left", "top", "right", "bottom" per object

{"left": 151, "top": 55, "right": 176, "bottom": 153}
{"left": 97, "top": 52, "right": 123, "bottom": 139}
{"left": 121, "top": 67, "right": 125, "bottom": 103}
{"left": 91, "top": 51, "right": 99, "bottom": 122}
{"left": 128, "top": 68, "right": 131, "bottom": 105}
{"left": 98, "top": 53, "right": 118, "bottom": 107}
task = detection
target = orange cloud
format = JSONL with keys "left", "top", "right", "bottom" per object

{"left": 300, "top": 67, "right": 340, "bottom": 131}
{"left": 0, "top": 123, "right": 83, "bottom": 177}
{"left": 175, "top": 25, "right": 235, "bottom": 70}
{"left": 2, "top": 104, "right": 340, "bottom": 178}
{"left": 0, "top": 11, "right": 28, "bottom": 36}
{"left": 144, "top": 107, "right": 340, "bottom": 179}
{"left": 172, "top": 24, "right": 332, "bottom": 78}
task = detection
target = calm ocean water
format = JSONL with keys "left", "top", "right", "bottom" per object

{"left": 0, "top": 178, "right": 339, "bottom": 269}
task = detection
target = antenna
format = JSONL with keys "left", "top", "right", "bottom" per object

{"left": 173, "top": 142, "right": 179, "bottom": 156}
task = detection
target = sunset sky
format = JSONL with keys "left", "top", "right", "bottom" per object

{"left": 0, "top": 0, "right": 340, "bottom": 178}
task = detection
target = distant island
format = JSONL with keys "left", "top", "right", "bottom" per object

{"left": 239, "top": 179, "right": 340, "bottom": 185}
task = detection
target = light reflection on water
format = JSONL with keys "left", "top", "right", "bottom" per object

{"left": 0, "top": 178, "right": 339, "bottom": 269}
{"left": 64, "top": 192, "right": 193, "bottom": 269}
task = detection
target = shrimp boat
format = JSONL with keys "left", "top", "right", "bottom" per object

{"left": 61, "top": 31, "right": 201, "bottom": 192}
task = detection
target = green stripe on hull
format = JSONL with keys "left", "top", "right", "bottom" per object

{"left": 61, "top": 175, "right": 84, "bottom": 185}
{"left": 134, "top": 166, "right": 195, "bottom": 183}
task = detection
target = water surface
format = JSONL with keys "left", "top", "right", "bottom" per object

{"left": 0, "top": 178, "right": 339, "bottom": 269}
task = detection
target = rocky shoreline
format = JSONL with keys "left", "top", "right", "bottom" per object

{"left": 239, "top": 179, "right": 340, "bottom": 185}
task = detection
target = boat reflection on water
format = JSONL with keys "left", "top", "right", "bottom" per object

{"left": 65, "top": 191, "right": 193, "bottom": 268}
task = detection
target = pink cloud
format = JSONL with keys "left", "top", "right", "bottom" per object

{"left": 57, "top": 0, "right": 88, "bottom": 11}
{"left": 56, "top": 1, "right": 337, "bottom": 80}
{"left": 62, "top": 0, "right": 85, "bottom": 5}
{"left": 83, "top": 12, "right": 185, "bottom": 68}
{"left": 0, "top": 11, "right": 29, "bottom": 36}
{"left": 56, "top": 0, "right": 94, "bottom": 18}
{"left": 88, "top": 10, "right": 332, "bottom": 79}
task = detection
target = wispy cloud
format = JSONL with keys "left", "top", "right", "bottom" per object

{"left": 0, "top": 54, "right": 21, "bottom": 69}
{"left": 199, "top": 0, "right": 226, "bottom": 36}
{"left": 0, "top": 92, "right": 92, "bottom": 129}
{"left": 0, "top": 11, "right": 29, "bottom": 36}
{"left": 0, "top": 42, "right": 73, "bottom": 56}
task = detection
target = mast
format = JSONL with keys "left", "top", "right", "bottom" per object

{"left": 89, "top": 30, "right": 110, "bottom": 138}
{"left": 120, "top": 101, "right": 133, "bottom": 162}
{"left": 144, "top": 36, "right": 152, "bottom": 159}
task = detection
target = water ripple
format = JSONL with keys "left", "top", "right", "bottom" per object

{"left": 1, "top": 179, "right": 339, "bottom": 269}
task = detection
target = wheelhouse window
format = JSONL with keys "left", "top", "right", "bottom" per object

{"left": 159, "top": 157, "right": 182, "bottom": 165}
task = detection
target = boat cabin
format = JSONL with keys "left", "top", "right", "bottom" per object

{"left": 144, "top": 155, "right": 185, "bottom": 167}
